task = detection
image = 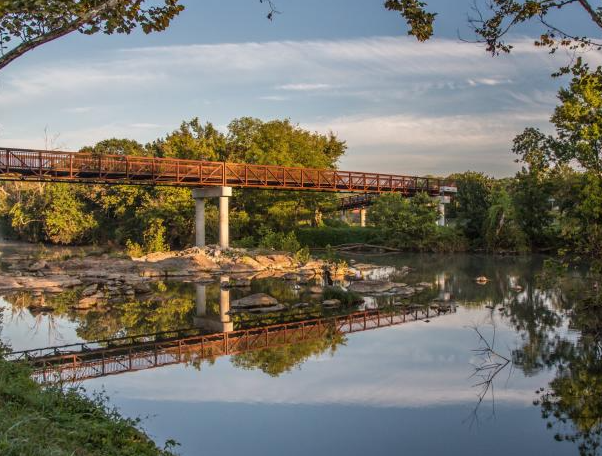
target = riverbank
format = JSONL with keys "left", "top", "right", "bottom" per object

{"left": 0, "top": 350, "right": 175, "bottom": 455}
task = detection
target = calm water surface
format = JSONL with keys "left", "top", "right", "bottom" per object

{"left": 1, "top": 252, "right": 598, "bottom": 456}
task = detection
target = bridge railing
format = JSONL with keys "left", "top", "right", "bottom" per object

{"left": 0, "top": 147, "right": 454, "bottom": 194}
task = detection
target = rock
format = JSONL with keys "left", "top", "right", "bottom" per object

{"left": 0, "top": 276, "right": 23, "bottom": 291}
{"left": 250, "top": 304, "right": 286, "bottom": 314}
{"left": 81, "top": 269, "right": 109, "bottom": 279}
{"left": 416, "top": 282, "right": 433, "bottom": 288}
{"left": 348, "top": 280, "right": 396, "bottom": 293}
{"left": 292, "top": 302, "right": 311, "bottom": 309}
{"left": 475, "top": 276, "right": 489, "bottom": 284}
{"left": 396, "top": 287, "right": 415, "bottom": 297}
{"left": 239, "top": 256, "right": 264, "bottom": 270}
{"left": 322, "top": 299, "right": 341, "bottom": 308}
{"left": 81, "top": 284, "right": 98, "bottom": 297}
{"left": 231, "top": 293, "right": 278, "bottom": 309}
{"left": 222, "top": 277, "right": 252, "bottom": 288}
{"left": 309, "top": 285, "right": 323, "bottom": 294}
{"left": 347, "top": 264, "right": 397, "bottom": 281}
{"left": 75, "top": 292, "right": 105, "bottom": 309}
{"left": 511, "top": 285, "right": 523, "bottom": 292}
{"left": 164, "top": 269, "right": 194, "bottom": 277}
{"left": 28, "top": 260, "right": 47, "bottom": 272}
{"left": 190, "top": 255, "right": 220, "bottom": 271}
{"left": 134, "top": 282, "right": 152, "bottom": 293}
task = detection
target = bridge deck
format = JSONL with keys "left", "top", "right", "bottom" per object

{"left": 0, "top": 147, "right": 452, "bottom": 194}
{"left": 9, "top": 307, "right": 454, "bottom": 383}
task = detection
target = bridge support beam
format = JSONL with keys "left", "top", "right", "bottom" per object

{"left": 193, "top": 278, "right": 233, "bottom": 333}
{"left": 192, "top": 187, "right": 232, "bottom": 249}
{"left": 437, "top": 195, "right": 451, "bottom": 227}
{"left": 360, "top": 207, "right": 367, "bottom": 227}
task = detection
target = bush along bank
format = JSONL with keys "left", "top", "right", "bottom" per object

{"left": 0, "top": 352, "right": 176, "bottom": 456}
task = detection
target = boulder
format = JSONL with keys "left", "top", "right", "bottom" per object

{"left": 348, "top": 280, "right": 396, "bottom": 293}
{"left": 249, "top": 304, "right": 286, "bottom": 314}
{"left": 231, "top": 293, "right": 278, "bottom": 309}
{"left": 239, "top": 256, "right": 264, "bottom": 270}
{"left": 28, "top": 260, "right": 47, "bottom": 272}
{"left": 308, "top": 285, "right": 323, "bottom": 294}
{"left": 0, "top": 276, "right": 23, "bottom": 291}
{"left": 292, "top": 302, "right": 311, "bottom": 309}
{"left": 81, "top": 284, "right": 98, "bottom": 297}
{"left": 322, "top": 299, "right": 341, "bottom": 308}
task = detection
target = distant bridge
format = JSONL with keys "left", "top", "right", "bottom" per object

{"left": 9, "top": 306, "right": 455, "bottom": 383}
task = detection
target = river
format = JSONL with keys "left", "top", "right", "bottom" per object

{"left": 1, "top": 251, "right": 599, "bottom": 456}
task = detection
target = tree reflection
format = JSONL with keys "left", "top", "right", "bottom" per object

{"left": 230, "top": 330, "right": 346, "bottom": 377}
{"left": 503, "top": 269, "right": 602, "bottom": 455}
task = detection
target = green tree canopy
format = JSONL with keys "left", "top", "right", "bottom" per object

{"left": 0, "top": 0, "right": 184, "bottom": 70}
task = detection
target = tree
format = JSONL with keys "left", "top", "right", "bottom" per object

{"left": 79, "top": 138, "right": 149, "bottom": 157}
{"left": 452, "top": 171, "right": 492, "bottom": 244}
{"left": 0, "top": 0, "right": 184, "bottom": 70}
{"left": 369, "top": 192, "right": 439, "bottom": 250}
{"left": 483, "top": 183, "right": 528, "bottom": 252}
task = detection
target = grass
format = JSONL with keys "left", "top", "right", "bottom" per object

{"left": 0, "top": 355, "right": 176, "bottom": 456}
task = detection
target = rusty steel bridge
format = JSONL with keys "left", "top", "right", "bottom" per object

{"left": 0, "top": 147, "right": 453, "bottom": 195}
{"left": 9, "top": 306, "right": 454, "bottom": 384}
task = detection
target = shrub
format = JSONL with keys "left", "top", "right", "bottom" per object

{"left": 323, "top": 286, "right": 363, "bottom": 306}
{"left": 296, "top": 227, "right": 381, "bottom": 248}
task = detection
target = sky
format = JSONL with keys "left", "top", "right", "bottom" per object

{"left": 0, "top": 0, "right": 598, "bottom": 177}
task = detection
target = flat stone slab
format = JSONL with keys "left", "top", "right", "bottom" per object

{"left": 347, "top": 280, "right": 396, "bottom": 293}
{"left": 231, "top": 293, "right": 278, "bottom": 308}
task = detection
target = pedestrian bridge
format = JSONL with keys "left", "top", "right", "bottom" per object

{"left": 0, "top": 146, "right": 458, "bottom": 247}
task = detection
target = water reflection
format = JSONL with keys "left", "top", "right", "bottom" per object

{"left": 0, "top": 253, "right": 601, "bottom": 455}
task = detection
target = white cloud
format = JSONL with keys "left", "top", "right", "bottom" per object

{"left": 0, "top": 35, "right": 587, "bottom": 175}
{"left": 277, "top": 83, "right": 332, "bottom": 91}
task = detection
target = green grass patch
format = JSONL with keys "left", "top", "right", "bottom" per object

{"left": 0, "top": 356, "right": 176, "bottom": 456}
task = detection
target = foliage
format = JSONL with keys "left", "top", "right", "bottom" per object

{"left": 0, "top": 118, "right": 343, "bottom": 251}
{"left": 483, "top": 184, "right": 529, "bottom": 253}
{"left": 0, "top": 358, "right": 176, "bottom": 455}
{"left": 296, "top": 226, "right": 381, "bottom": 248}
{"left": 451, "top": 171, "right": 492, "bottom": 245}
{"left": 0, "top": 0, "right": 184, "bottom": 70}
{"left": 230, "top": 331, "right": 345, "bottom": 377}
{"left": 258, "top": 230, "right": 301, "bottom": 252}
{"left": 322, "top": 286, "right": 363, "bottom": 307}
{"left": 369, "top": 192, "right": 466, "bottom": 251}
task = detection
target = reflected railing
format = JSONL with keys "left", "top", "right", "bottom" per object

{"left": 9, "top": 298, "right": 455, "bottom": 383}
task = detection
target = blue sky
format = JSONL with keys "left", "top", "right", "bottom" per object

{"left": 0, "top": 0, "right": 597, "bottom": 176}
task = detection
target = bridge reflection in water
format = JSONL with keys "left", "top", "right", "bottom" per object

{"left": 9, "top": 283, "right": 456, "bottom": 384}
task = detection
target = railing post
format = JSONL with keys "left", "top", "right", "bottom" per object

{"left": 69, "top": 155, "right": 73, "bottom": 178}
{"left": 38, "top": 151, "right": 42, "bottom": 176}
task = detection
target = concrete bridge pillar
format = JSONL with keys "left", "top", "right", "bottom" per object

{"left": 219, "top": 276, "right": 233, "bottom": 333}
{"left": 192, "top": 187, "right": 232, "bottom": 249}
{"left": 193, "top": 278, "right": 233, "bottom": 333}
{"left": 359, "top": 207, "right": 367, "bottom": 227}
{"left": 437, "top": 195, "right": 451, "bottom": 227}
{"left": 195, "top": 284, "right": 207, "bottom": 316}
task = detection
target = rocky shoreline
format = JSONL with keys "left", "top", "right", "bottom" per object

{"left": 0, "top": 246, "right": 454, "bottom": 314}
